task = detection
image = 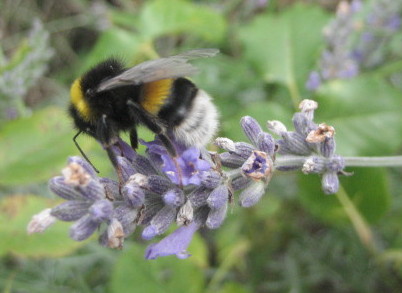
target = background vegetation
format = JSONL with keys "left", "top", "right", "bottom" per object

{"left": 1, "top": 0, "right": 402, "bottom": 292}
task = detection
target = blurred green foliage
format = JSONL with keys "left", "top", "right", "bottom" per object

{"left": 1, "top": 0, "right": 402, "bottom": 292}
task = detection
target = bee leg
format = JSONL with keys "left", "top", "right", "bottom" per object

{"left": 126, "top": 101, "right": 177, "bottom": 156}
{"left": 97, "top": 115, "right": 125, "bottom": 191}
{"left": 127, "top": 101, "right": 183, "bottom": 185}
{"left": 129, "top": 128, "right": 138, "bottom": 149}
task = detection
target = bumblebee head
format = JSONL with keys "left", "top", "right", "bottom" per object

{"left": 69, "top": 59, "right": 125, "bottom": 122}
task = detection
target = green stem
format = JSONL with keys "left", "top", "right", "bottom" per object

{"left": 343, "top": 156, "right": 402, "bottom": 167}
{"left": 275, "top": 155, "right": 402, "bottom": 169}
{"left": 335, "top": 186, "right": 378, "bottom": 254}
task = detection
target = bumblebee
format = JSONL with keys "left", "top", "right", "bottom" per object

{"left": 69, "top": 49, "right": 219, "bottom": 177}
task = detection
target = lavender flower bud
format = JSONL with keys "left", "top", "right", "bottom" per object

{"left": 292, "top": 112, "right": 318, "bottom": 137}
{"left": 206, "top": 203, "right": 228, "bottom": 229}
{"left": 62, "top": 162, "right": 91, "bottom": 187}
{"left": 69, "top": 214, "right": 98, "bottom": 241}
{"left": 177, "top": 200, "right": 194, "bottom": 226}
{"left": 128, "top": 173, "right": 148, "bottom": 187}
{"left": 241, "top": 116, "right": 263, "bottom": 146}
{"left": 132, "top": 154, "right": 158, "bottom": 176}
{"left": 147, "top": 175, "right": 172, "bottom": 194}
{"left": 27, "top": 208, "right": 56, "bottom": 234}
{"left": 267, "top": 120, "right": 287, "bottom": 135}
{"left": 116, "top": 156, "right": 136, "bottom": 182}
{"left": 188, "top": 186, "right": 210, "bottom": 208}
{"left": 215, "top": 137, "right": 236, "bottom": 152}
{"left": 322, "top": 172, "right": 340, "bottom": 194}
{"left": 231, "top": 175, "right": 252, "bottom": 191}
{"left": 201, "top": 170, "right": 222, "bottom": 189}
{"left": 88, "top": 199, "right": 113, "bottom": 222}
{"left": 207, "top": 184, "right": 229, "bottom": 209}
{"left": 219, "top": 152, "right": 244, "bottom": 168}
{"left": 122, "top": 182, "right": 145, "bottom": 208}
{"left": 256, "top": 132, "right": 275, "bottom": 156}
{"left": 281, "top": 132, "right": 312, "bottom": 155}
{"left": 241, "top": 150, "right": 273, "bottom": 182}
{"left": 100, "top": 218, "right": 124, "bottom": 249}
{"left": 68, "top": 156, "right": 97, "bottom": 178}
{"left": 299, "top": 99, "right": 318, "bottom": 120}
{"left": 327, "top": 155, "right": 345, "bottom": 173}
{"left": 306, "top": 123, "right": 335, "bottom": 143}
{"left": 320, "top": 137, "right": 336, "bottom": 158}
{"left": 302, "top": 156, "right": 326, "bottom": 174}
{"left": 239, "top": 181, "right": 266, "bottom": 207}
{"left": 51, "top": 200, "right": 91, "bottom": 221}
{"left": 162, "top": 188, "right": 185, "bottom": 207}
{"left": 113, "top": 205, "right": 138, "bottom": 236}
{"left": 49, "top": 176, "right": 83, "bottom": 200}
{"left": 99, "top": 178, "right": 121, "bottom": 201}
{"left": 234, "top": 142, "right": 255, "bottom": 159}
{"left": 80, "top": 180, "right": 106, "bottom": 201}
{"left": 142, "top": 206, "right": 177, "bottom": 240}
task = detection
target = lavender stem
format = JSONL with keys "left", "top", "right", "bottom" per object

{"left": 275, "top": 156, "right": 402, "bottom": 169}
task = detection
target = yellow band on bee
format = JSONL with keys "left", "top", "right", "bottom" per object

{"left": 70, "top": 78, "right": 92, "bottom": 121}
{"left": 141, "top": 79, "right": 174, "bottom": 114}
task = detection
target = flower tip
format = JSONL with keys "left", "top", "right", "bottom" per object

{"left": 142, "top": 225, "right": 158, "bottom": 240}
{"left": 27, "top": 208, "right": 56, "bottom": 234}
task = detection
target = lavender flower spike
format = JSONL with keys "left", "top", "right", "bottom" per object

{"left": 145, "top": 222, "right": 200, "bottom": 260}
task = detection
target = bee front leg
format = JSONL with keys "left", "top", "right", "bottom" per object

{"left": 126, "top": 101, "right": 177, "bottom": 157}
{"left": 97, "top": 115, "right": 125, "bottom": 191}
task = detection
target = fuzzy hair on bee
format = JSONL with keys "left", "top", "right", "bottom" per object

{"left": 69, "top": 49, "right": 219, "bottom": 179}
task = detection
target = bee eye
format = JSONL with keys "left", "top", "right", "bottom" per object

{"left": 86, "top": 89, "right": 94, "bottom": 97}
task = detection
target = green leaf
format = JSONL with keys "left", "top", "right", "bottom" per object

{"left": 0, "top": 106, "right": 100, "bottom": 186}
{"left": 238, "top": 4, "right": 329, "bottom": 101}
{"left": 81, "top": 28, "right": 141, "bottom": 72}
{"left": 110, "top": 237, "right": 206, "bottom": 293}
{"left": 315, "top": 75, "right": 402, "bottom": 156}
{"left": 298, "top": 168, "right": 390, "bottom": 225}
{"left": 0, "top": 195, "right": 85, "bottom": 257}
{"left": 139, "top": 0, "right": 226, "bottom": 43}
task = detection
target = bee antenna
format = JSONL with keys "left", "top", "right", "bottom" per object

{"left": 73, "top": 131, "right": 100, "bottom": 173}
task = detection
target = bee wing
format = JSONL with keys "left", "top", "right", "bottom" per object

{"left": 96, "top": 48, "right": 219, "bottom": 92}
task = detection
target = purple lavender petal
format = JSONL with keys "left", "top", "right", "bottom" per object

{"left": 145, "top": 222, "right": 200, "bottom": 260}
{"left": 306, "top": 71, "right": 321, "bottom": 91}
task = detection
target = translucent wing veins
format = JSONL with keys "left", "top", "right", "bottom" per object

{"left": 96, "top": 48, "right": 219, "bottom": 92}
